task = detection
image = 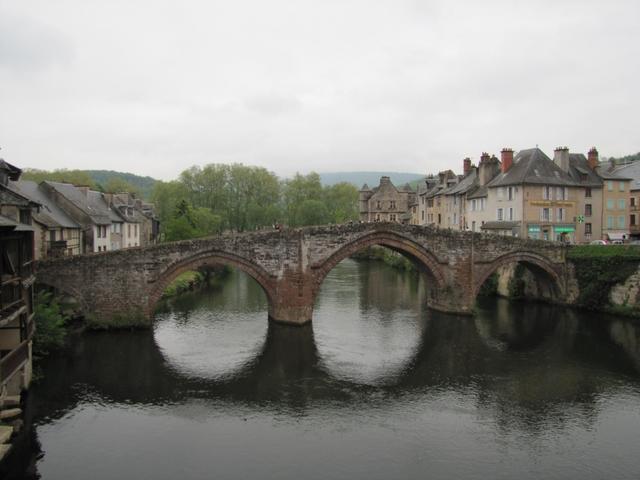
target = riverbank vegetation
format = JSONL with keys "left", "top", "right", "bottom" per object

{"left": 568, "top": 245, "right": 640, "bottom": 315}
{"left": 152, "top": 166, "right": 359, "bottom": 241}
{"left": 351, "top": 246, "right": 416, "bottom": 271}
{"left": 32, "top": 292, "right": 69, "bottom": 358}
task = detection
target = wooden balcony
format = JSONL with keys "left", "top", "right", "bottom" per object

{"left": 0, "top": 339, "right": 29, "bottom": 385}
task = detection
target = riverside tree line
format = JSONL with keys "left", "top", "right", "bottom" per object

{"left": 24, "top": 164, "right": 360, "bottom": 242}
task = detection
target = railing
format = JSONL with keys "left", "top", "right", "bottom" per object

{"left": 0, "top": 340, "right": 29, "bottom": 385}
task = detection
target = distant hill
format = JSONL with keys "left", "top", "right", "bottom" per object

{"left": 319, "top": 172, "right": 424, "bottom": 189}
{"left": 85, "top": 170, "right": 157, "bottom": 199}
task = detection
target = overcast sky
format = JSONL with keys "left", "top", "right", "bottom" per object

{"left": 1, "top": 0, "right": 638, "bottom": 180}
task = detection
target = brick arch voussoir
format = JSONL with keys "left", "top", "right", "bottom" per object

{"left": 148, "top": 251, "right": 276, "bottom": 315}
{"left": 473, "top": 251, "right": 564, "bottom": 300}
{"left": 311, "top": 231, "right": 446, "bottom": 295}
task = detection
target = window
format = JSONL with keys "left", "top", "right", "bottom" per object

{"left": 471, "top": 199, "right": 476, "bottom": 211}
{"left": 607, "top": 199, "right": 614, "bottom": 210}
{"left": 390, "top": 201, "right": 396, "bottom": 210}
{"left": 585, "top": 223, "right": 592, "bottom": 234}
{"left": 585, "top": 187, "right": 592, "bottom": 198}
{"left": 421, "top": 211, "right": 424, "bottom": 221}
{"left": 508, "top": 207, "right": 514, "bottom": 221}
{"left": 585, "top": 204, "right": 592, "bottom": 217}
{"left": 631, "top": 214, "right": 636, "bottom": 226}
{"left": 507, "top": 187, "right": 514, "bottom": 200}
{"left": 128, "top": 224, "right": 131, "bottom": 237}
{"left": 472, "top": 221, "right": 476, "bottom": 231}
{"left": 376, "top": 201, "right": 381, "bottom": 209}
{"left": 543, "top": 186, "right": 551, "bottom": 200}
{"left": 497, "top": 188, "right": 504, "bottom": 199}
{"left": 557, "top": 208, "right": 565, "bottom": 221}
{"left": 453, "top": 213, "right": 457, "bottom": 225}
{"left": 556, "top": 187, "right": 567, "bottom": 200}
{"left": 390, "top": 214, "right": 396, "bottom": 222}
{"left": 497, "top": 208, "right": 504, "bottom": 221}
{"left": 607, "top": 216, "right": 614, "bottom": 228}
{"left": 631, "top": 197, "right": 636, "bottom": 207}
{"left": 619, "top": 182, "right": 625, "bottom": 192}
{"left": 618, "top": 216, "right": 625, "bottom": 228}
{"left": 608, "top": 181, "right": 613, "bottom": 191}
{"left": 541, "top": 208, "right": 551, "bottom": 221}
{"left": 134, "top": 224, "right": 138, "bottom": 237}
{"left": 619, "top": 199, "right": 625, "bottom": 210}
{"left": 19, "top": 209, "right": 32, "bottom": 225}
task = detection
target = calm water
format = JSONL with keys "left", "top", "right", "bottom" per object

{"left": 4, "top": 259, "right": 640, "bottom": 479}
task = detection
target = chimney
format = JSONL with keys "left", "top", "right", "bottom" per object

{"left": 553, "top": 146, "right": 570, "bottom": 172}
{"left": 463, "top": 157, "right": 471, "bottom": 176}
{"left": 77, "top": 186, "right": 89, "bottom": 197}
{"left": 478, "top": 152, "right": 499, "bottom": 186}
{"left": 379, "top": 176, "right": 391, "bottom": 187}
{"left": 501, "top": 148, "right": 514, "bottom": 173}
{"left": 587, "top": 147, "right": 599, "bottom": 170}
{"left": 103, "top": 192, "right": 113, "bottom": 207}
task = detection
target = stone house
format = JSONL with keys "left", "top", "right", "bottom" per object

{"left": 566, "top": 149, "right": 603, "bottom": 243}
{"left": 598, "top": 162, "right": 632, "bottom": 242}
{"left": 613, "top": 159, "right": 640, "bottom": 240}
{"left": 483, "top": 147, "right": 583, "bottom": 241}
{"left": 422, "top": 170, "right": 457, "bottom": 227}
{"left": 466, "top": 153, "right": 501, "bottom": 232}
{"left": 0, "top": 160, "right": 35, "bottom": 406}
{"left": 39, "top": 182, "right": 113, "bottom": 253}
{"left": 359, "top": 177, "right": 416, "bottom": 223}
{"left": 10, "top": 180, "right": 82, "bottom": 259}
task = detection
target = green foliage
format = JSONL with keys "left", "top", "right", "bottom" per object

{"left": 570, "top": 256, "right": 640, "bottom": 310}
{"left": 477, "top": 272, "right": 499, "bottom": 297}
{"left": 162, "top": 271, "right": 205, "bottom": 297}
{"left": 568, "top": 245, "right": 640, "bottom": 260}
{"left": 86, "top": 309, "right": 150, "bottom": 330}
{"left": 507, "top": 264, "right": 527, "bottom": 299}
{"left": 352, "top": 246, "right": 416, "bottom": 271}
{"left": 324, "top": 182, "right": 359, "bottom": 224}
{"left": 33, "top": 291, "right": 68, "bottom": 357}
{"left": 23, "top": 168, "right": 96, "bottom": 189}
{"left": 103, "top": 177, "right": 141, "bottom": 195}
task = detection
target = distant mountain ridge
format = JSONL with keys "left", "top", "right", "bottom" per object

{"left": 318, "top": 172, "right": 424, "bottom": 188}
{"left": 86, "top": 170, "right": 157, "bottom": 199}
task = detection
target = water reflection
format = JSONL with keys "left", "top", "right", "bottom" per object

{"left": 3, "top": 259, "right": 640, "bottom": 479}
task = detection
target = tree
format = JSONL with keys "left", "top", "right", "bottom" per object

{"left": 103, "top": 177, "right": 141, "bottom": 195}
{"left": 22, "top": 168, "right": 96, "bottom": 188}
{"left": 324, "top": 182, "right": 359, "bottom": 223}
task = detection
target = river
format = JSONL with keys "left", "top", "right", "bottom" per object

{"left": 3, "top": 258, "right": 640, "bottom": 479}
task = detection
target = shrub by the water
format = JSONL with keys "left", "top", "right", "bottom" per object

{"left": 33, "top": 291, "right": 68, "bottom": 357}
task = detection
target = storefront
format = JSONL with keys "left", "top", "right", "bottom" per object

{"left": 553, "top": 225, "right": 575, "bottom": 243}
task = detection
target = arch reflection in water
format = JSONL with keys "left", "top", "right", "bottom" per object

{"left": 153, "top": 268, "right": 269, "bottom": 380}
{"left": 313, "top": 257, "right": 429, "bottom": 385}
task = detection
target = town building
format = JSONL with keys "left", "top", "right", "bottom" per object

{"left": 10, "top": 180, "right": 82, "bottom": 259}
{"left": 613, "top": 159, "right": 640, "bottom": 240}
{"left": 598, "top": 156, "right": 632, "bottom": 242}
{"left": 359, "top": 177, "right": 416, "bottom": 223}
{"left": 0, "top": 160, "right": 35, "bottom": 408}
{"left": 39, "top": 182, "right": 113, "bottom": 253}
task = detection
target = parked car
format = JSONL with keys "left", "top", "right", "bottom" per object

{"left": 589, "top": 240, "right": 608, "bottom": 245}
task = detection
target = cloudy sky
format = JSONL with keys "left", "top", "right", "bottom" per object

{"left": 1, "top": 0, "right": 638, "bottom": 180}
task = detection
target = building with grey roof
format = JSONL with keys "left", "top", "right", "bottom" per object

{"left": 10, "top": 180, "right": 82, "bottom": 259}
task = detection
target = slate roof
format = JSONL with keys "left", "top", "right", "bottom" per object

{"left": 0, "top": 159, "right": 22, "bottom": 181}
{"left": 567, "top": 154, "right": 603, "bottom": 187}
{"left": 466, "top": 185, "right": 488, "bottom": 200}
{"left": 597, "top": 166, "right": 633, "bottom": 181}
{"left": 445, "top": 169, "right": 477, "bottom": 195}
{"left": 486, "top": 148, "right": 578, "bottom": 187}
{"left": 43, "top": 181, "right": 112, "bottom": 225}
{"left": 613, "top": 161, "right": 640, "bottom": 190}
{"left": 10, "top": 181, "right": 80, "bottom": 229}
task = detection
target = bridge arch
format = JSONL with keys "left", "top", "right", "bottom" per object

{"left": 311, "top": 230, "right": 448, "bottom": 300}
{"left": 147, "top": 250, "right": 277, "bottom": 317}
{"left": 473, "top": 251, "right": 565, "bottom": 302}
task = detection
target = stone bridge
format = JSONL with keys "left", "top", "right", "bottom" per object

{"left": 35, "top": 223, "right": 573, "bottom": 325}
